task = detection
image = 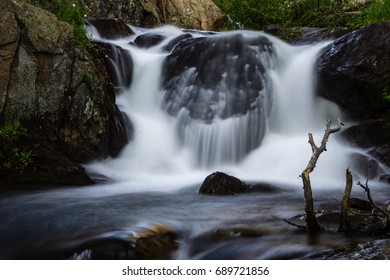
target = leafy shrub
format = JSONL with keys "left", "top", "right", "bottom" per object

{"left": 213, "top": 0, "right": 390, "bottom": 30}
{"left": 0, "top": 121, "right": 27, "bottom": 139}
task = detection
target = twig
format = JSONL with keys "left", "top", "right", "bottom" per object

{"left": 357, "top": 180, "right": 390, "bottom": 221}
{"left": 282, "top": 219, "right": 307, "bottom": 230}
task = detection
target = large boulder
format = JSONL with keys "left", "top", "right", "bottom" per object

{"left": 162, "top": 33, "right": 275, "bottom": 165}
{"left": 84, "top": 0, "right": 227, "bottom": 31}
{"left": 199, "top": 172, "right": 280, "bottom": 195}
{"left": 163, "top": 33, "right": 275, "bottom": 122}
{"left": 199, "top": 172, "right": 247, "bottom": 195}
{"left": 342, "top": 118, "right": 390, "bottom": 175}
{"left": 316, "top": 22, "right": 390, "bottom": 120}
{"left": 0, "top": 0, "right": 128, "bottom": 186}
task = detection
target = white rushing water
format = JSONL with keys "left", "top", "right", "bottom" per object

{"left": 86, "top": 26, "right": 383, "bottom": 192}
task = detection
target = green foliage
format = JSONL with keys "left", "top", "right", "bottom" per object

{"left": 27, "top": 0, "right": 91, "bottom": 47}
{"left": 0, "top": 121, "right": 34, "bottom": 171}
{"left": 3, "top": 148, "right": 35, "bottom": 171}
{"left": 213, "top": 0, "right": 390, "bottom": 30}
{"left": 383, "top": 86, "right": 390, "bottom": 102}
{"left": 57, "top": 1, "right": 91, "bottom": 47}
{"left": 363, "top": 0, "right": 390, "bottom": 24}
{"left": 0, "top": 121, "right": 27, "bottom": 139}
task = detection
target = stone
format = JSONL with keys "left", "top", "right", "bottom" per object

{"left": 87, "top": 18, "right": 134, "bottom": 39}
{"left": 317, "top": 22, "right": 390, "bottom": 120}
{"left": 0, "top": 0, "right": 128, "bottom": 187}
{"left": 134, "top": 33, "right": 166, "bottom": 48}
{"left": 163, "top": 33, "right": 275, "bottom": 121}
{"left": 199, "top": 172, "right": 247, "bottom": 195}
{"left": 84, "top": 0, "right": 227, "bottom": 31}
{"left": 341, "top": 120, "right": 390, "bottom": 169}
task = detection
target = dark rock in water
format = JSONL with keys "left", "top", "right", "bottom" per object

{"left": 163, "top": 33, "right": 275, "bottom": 122}
{"left": 87, "top": 18, "right": 134, "bottom": 39}
{"left": 134, "top": 33, "right": 166, "bottom": 48}
{"left": 199, "top": 172, "right": 247, "bottom": 195}
{"left": 380, "top": 174, "right": 390, "bottom": 184}
{"left": 341, "top": 120, "right": 390, "bottom": 169}
{"left": 135, "top": 224, "right": 179, "bottom": 260}
{"left": 248, "top": 183, "right": 281, "bottom": 193}
{"left": 317, "top": 22, "right": 390, "bottom": 120}
{"left": 349, "top": 198, "right": 373, "bottom": 212}
{"left": 97, "top": 42, "right": 134, "bottom": 90}
{"left": 162, "top": 33, "right": 193, "bottom": 52}
{"left": 70, "top": 237, "right": 136, "bottom": 260}
{"left": 199, "top": 172, "right": 281, "bottom": 195}
{"left": 316, "top": 239, "right": 390, "bottom": 260}
{"left": 162, "top": 33, "right": 275, "bottom": 166}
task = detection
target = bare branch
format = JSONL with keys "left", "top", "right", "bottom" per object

{"left": 282, "top": 219, "right": 307, "bottom": 230}
{"left": 357, "top": 180, "right": 390, "bottom": 221}
{"left": 300, "top": 119, "right": 343, "bottom": 233}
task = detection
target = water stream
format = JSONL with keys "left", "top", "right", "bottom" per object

{"left": 0, "top": 26, "right": 388, "bottom": 260}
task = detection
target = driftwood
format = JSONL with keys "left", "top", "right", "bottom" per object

{"left": 301, "top": 119, "right": 343, "bottom": 232}
{"left": 338, "top": 168, "right": 353, "bottom": 232}
{"left": 357, "top": 180, "right": 390, "bottom": 228}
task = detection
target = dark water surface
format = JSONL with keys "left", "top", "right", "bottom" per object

{"left": 1, "top": 182, "right": 387, "bottom": 260}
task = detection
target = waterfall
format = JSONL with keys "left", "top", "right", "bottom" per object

{"left": 86, "top": 26, "right": 383, "bottom": 191}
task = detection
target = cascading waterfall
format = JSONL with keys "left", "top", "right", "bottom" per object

{"left": 86, "top": 25, "right": 384, "bottom": 191}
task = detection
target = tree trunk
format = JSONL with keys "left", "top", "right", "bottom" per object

{"left": 301, "top": 119, "right": 343, "bottom": 233}
{"left": 339, "top": 168, "right": 353, "bottom": 232}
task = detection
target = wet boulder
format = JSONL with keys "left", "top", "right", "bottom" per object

{"left": 163, "top": 33, "right": 275, "bottom": 122}
{"left": 317, "top": 22, "right": 390, "bottom": 120}
{"left": 97, "top": 43, "right": 134, "bottom": 90}
{"left": 87, "top": 18, "right": 134, "bottom": 39}
{"left": 340, "top": 119, "right": 390, "bottom": 170}
{"left": 134, "top": 33, "right": 166, "bottom": 48}
{"left": 199, "top": 172, "right": 247, "bottom": 195}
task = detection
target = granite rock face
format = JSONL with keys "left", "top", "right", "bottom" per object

{"left": 85, "top": 0, "right": 227, "bottom": 31}
{"left": 0, "top": 0, "right": 128, "bottom": 187}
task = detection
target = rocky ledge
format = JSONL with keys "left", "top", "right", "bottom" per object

{"left": 0, "top": 0, "right": 128, "bottom": 188}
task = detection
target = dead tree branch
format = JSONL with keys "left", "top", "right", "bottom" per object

{"left": 301, "top": 119, "right": 343, "bottom": 232}
{"left": 282, "top": 219, "right": 307, "bottom": 230}
{"left": 338, "top": 168, "right": 353, "bottom": 232}
{"left": 357, "top": 180, "right": 390, "bottom": 226}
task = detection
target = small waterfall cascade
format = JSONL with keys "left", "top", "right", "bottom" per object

{"left": 86, "top": 25, "right": 387, "bottom": 191}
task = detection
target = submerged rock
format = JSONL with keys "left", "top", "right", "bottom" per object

{"left": 199, "top": 172, "right": 281, "bottom": 195}
{"left": 135, "top": 224, "right": 179, "bottom": 260}
{"left": 316, "top": 239, "right": 390, "bottom": 260}
{"left": 87, "top": 18, "right": 134, "bottom": 39}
